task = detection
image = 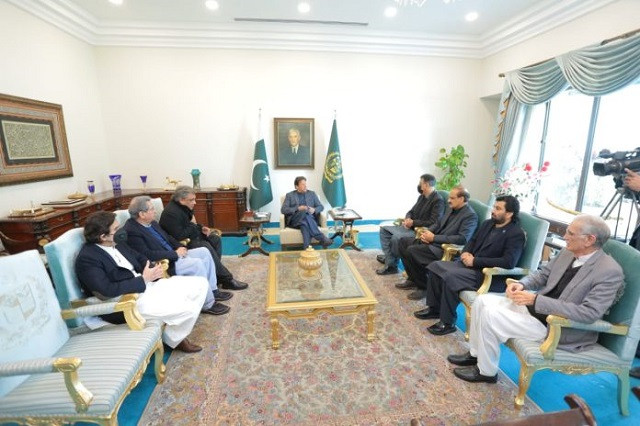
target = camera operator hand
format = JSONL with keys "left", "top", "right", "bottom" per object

{"left": 624, "top": 168, "right": 640, "bottom": 192}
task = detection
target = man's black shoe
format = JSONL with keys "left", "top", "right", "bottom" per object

{"left": 447, "top": 351, "right": 478, "bottom": 366}
{"left": 321, "top": 237, "right": 333, "bottom": 248}
{"left": 202, "top": 302, "right": 230, "bottom": 315}
{"left": 427, "top": 321, "right": 456, "bottom": 336}
{"left": 395, "top": 280, "right": 417, "bottom": 290}
{"left": 213, "top": 289, "right": 233, "bottom": 302}
{"left": 407, "top": 290, "right": 427, "bottom": 300}
{"left": 221, "top": 279, "right": 249, "bottom": 290}
{"left": 376, "top": 254, "right": 386, "bottom": 264}
{"left": 376, "top": 266, "right": 399, "bottom": 275}
{"left": 453, "top": 366, "right": 497, "bottom": 384}
{"left": 630, "top": 366, "right": 640, "bottom": 379}
{"left": 414, "top": 307, "right": 440, "bottom": 320}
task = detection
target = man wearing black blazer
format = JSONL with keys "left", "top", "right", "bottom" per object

{"left": 416, "top": 195, "right": 525, "bottom": 336}
{"left": 123, "top": 196, "right": 232, "bottom": 315}
{"left": 76, "top": 211, "right": 208, "bottom": 353}
{"left": 376, "top": 174, "right": 445, "bottom": 275}
{"left": 398, "top": 186, "right": 478, "bottom": 300}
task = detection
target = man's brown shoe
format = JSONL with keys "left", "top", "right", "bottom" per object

{"left": 175, "top": 338, "right": 202, "bottom": 353}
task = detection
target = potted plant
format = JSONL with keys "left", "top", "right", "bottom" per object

{"left": 435, "top": 145, "right": 469, "bottom": 190}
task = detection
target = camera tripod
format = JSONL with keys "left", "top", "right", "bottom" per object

{"left": 600, "top": 186, "right": 640, "bottom": 242}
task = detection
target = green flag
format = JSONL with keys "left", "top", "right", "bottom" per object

{"left": 322, "top": 119, "right": 347, "bottom": 207}
{"left": 249, "top": 139, "right": 273, "bottom": 210}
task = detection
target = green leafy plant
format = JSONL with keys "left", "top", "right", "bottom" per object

{"left": 434, "top": 145, "right": 469, "bottom": 190}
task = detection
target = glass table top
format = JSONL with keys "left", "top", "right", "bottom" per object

{"left": 271, "top": 249, "right": 367, "bottom": 304}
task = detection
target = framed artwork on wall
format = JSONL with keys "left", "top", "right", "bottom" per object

{"left": 274, "top": 117, "right": 314, "bottom": 169}
{"left": 0, "top": 93, "right": 73, "bottom": 186}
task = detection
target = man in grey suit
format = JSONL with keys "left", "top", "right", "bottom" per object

{"left": 397, "top": 185, "right": 478, "bottom": 301}
{"left": 376, "top": 174, "right": 445, "bottom": 275}
{"left": 448, "top": 214, "right": 624, "bottom": 383}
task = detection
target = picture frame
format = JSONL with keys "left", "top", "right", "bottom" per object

{"left": 274, "top": 117, "right": 314, "bottom": 169}
{"left": 0, "top": 93, "right": 73, "bottom": 186}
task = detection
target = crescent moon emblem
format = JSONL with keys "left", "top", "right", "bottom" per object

{"left": 251, "top": 159, "right": 267, "bottom": 190}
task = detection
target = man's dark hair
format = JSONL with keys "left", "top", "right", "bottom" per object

{"left": 420, "top": 174, "right": 436, "bottom": 188}
{"left": 84, "top": 211, "right": 116, "bottom": 244}
{"left": 172, "top": 185, "right": 196, "bottom": 202}
{"left": 495, "top": 195, "right": 520, "bottom": 223}
{"left": 453, "top": 185, "right": 470, "bottom": 202}
{"left": 294, "top": 176, "right": 307, "bottom": 187}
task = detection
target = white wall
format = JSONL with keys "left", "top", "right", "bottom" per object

{"left": 94, "top": 47, "right": 489, "bottom": 220}
{"left": 1, "top": 0, "right": 637, "bottom": 225}
{"left": 0, "top": 2, "right": 109, "bottom": 216}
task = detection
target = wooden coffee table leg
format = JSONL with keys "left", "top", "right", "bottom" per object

{"left": 270, "top": 315, "right": 280, "bottom": 349}
{"left": 366, "top": 308, "right": 376, "bottom": 341}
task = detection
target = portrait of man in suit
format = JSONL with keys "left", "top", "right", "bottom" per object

{"left": 275, "top": 118, "right": 314, "bottom": 168}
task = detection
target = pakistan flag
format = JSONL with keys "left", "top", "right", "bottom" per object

{"left": 249, "top": 139, "right": 273, "bottom": 210}
{"left": 321, "top": 120, "right": 347, "bottom": 207}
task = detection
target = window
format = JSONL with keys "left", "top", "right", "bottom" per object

{"left": 519, "top": 81, "right": 640, "bottom": 240}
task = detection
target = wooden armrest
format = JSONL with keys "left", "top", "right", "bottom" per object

{"left": 61, "top": 294, "right": 146, "bottom": 331}
{"left": 180, "top": 238, "right": 191, "bottom": 246}
{"left": 539, "top": 314, "right": 629, "bottom": 359}
{"left": 441, "top": 244, "right": 463, "bottom": 261}
{"left": 210, "top": 228, "right": 222, "bottom": 237}
{"left": 477, "top": 267, "right": 530, "bottom": 294}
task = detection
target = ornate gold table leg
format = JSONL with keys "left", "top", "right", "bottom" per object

{"left": 366, "top": 308, "right": 376, "bottom": 341}
{"left": 270, "top": 315, "right": 280, "bottom": 349}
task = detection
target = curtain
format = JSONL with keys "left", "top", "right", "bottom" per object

{"left": 491, "top": 32, "right": 640, "bottom": 188}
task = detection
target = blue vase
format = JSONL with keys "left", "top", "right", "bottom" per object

{"left": 109, "top": 174, "right": 122, "bottom": 192}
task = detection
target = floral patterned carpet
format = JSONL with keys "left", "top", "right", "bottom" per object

{"left": 139, "top": 250, "right": 542, "bottom": 425}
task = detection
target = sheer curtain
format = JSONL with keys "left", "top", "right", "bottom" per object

{"left": 491, "top": 32, "right": 640, "bottom": 194}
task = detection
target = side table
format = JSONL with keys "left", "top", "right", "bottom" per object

{"left": 328, "top": 209, "right": 362, "bottom": 251}
{"left": 239, "top": 213, "right": 272, "bottom": 257}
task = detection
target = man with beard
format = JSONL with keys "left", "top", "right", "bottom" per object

{"left": 415, "top": 195, "right": 525, "bottom": 336}
{"left": 159, "top": 186, "right": 249, "bottom": 291}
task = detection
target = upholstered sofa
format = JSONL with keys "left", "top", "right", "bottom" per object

{"left": 279, "top": 196, "right": 329, "bottom": 250}
{"left": 0, "top": 250, "right": 166, "bottom": 425}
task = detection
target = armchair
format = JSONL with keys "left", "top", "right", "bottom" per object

{"left": 0, "top": 250, "right": 166, "bottom": 425}
{"left": 504, "top": 239, "right": 640, "bottom": 415}
{"left": 443, "top": 211, "right": 549, "bottom": 339}
{"left": 279, "top": 196, "right": 329, "bottom": 250}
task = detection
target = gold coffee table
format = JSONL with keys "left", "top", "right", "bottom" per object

{"left": 267, "top": 249, "right": 378, "bottom": 349}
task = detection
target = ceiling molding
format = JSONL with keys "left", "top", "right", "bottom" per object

{"left": 7, "top": 0, "right": 616, "bottom": 58}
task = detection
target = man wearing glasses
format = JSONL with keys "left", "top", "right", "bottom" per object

{"left": 447, "top": 214, "right": 623, "bottom": 383}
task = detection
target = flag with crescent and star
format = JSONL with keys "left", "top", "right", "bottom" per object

{"left": 321, "top": 119, "right": 347, "bottom": 207}
{"left": 249, "top": 139, "right": 273, "bottom": 210}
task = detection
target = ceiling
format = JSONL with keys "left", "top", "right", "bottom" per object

{"left": 9, "top": 0, "right": 615, "bottom": 57}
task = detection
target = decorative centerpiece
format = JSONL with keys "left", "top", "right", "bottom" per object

{"left": 298, "top": 247, "right": 323, "bottom": 279}
{"left": 108, "top": 174, "right": 122, "bottom": 192}
{"left": 190, "top": 169, "right": 201, "bottom": 190}
{"left": 164, "top": 176, "right": 181, "bottom": 191}
{"left": 492, "top": 161, "right": 550, "bottom": 212}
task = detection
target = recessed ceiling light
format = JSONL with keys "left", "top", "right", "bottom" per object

{"left": 205, "top": 0, "right": 219, "bottom": 11}
{"left": 108, "top": 0, "right": 123, "bottom": 5}
{"left": 298, "top": 2, "right": 311, "bottom": 14}
{"left": 384, "top": 6, "right": 398, "bottom": 18}
{"left": 465, "top": 12, "right": 479, "bottom": 22}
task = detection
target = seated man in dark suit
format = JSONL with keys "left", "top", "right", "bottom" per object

{"left": 417, "top": 195, "right": 525, "bottom": 336}
{"left": 159, "top": 186, "right": 248, "bottom": 291}
{"left": 397, "top": 185, "right": 478, "bottom": 301}
{"left": 123, "top": 195, "right": 231, "bottom": 315}
{"left": 376, "top": 174, "right": 445, "bottom": 275}
{"left": 281, "top": 176, "right": 333, "bottom": 249}
{"left": 448, "top": 215, "right": 623, "bottom": 383}
{"left": 76, "top": 211, "right": 208, "bottom": 353}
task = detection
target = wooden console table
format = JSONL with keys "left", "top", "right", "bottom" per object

{"left": 0, "top": 187, "right": 246, "bottom": 253}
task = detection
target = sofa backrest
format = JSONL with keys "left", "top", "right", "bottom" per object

{"left": 43, "top": 227, "right": 86, "bottom": 327}
{"left": 0, "top": 250, "right": 70, "bottom": 397}
{"left": 599, "top": 239, "right": 640, "bottom": 361}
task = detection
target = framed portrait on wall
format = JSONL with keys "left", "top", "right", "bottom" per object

{"left": 274, "top": 117, "right": 314, "bottom": 168}
{"left": 0, "top": 93, "right": 73, "bottom": 186}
